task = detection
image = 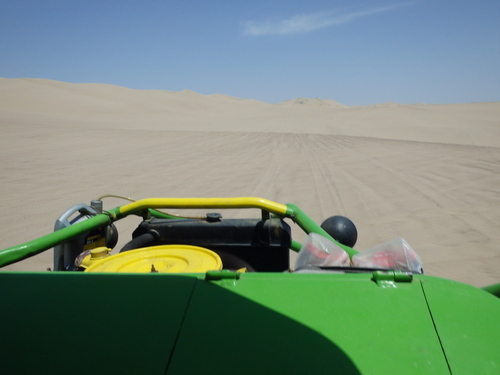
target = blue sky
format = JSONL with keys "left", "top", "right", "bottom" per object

{"left": 1, "top": 0, "right": 499, "bottom": 105}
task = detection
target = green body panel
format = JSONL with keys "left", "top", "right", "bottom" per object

{"left": 0, "top": 272, "right": 197, "bottom": 375}
{"left": 1, "top": 271, "right": 499, "bottom": 374}
{"left": 169, "top": 272, "right": 449, "bottom": 374}
{"left": 482, "top": 282, "right": 500, "bottom": 298}
{"left": 419, "top": 276, "right": 500, "bottom": 374}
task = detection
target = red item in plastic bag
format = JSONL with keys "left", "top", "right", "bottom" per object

{"left": 352, "top": 237, "right": 423, "bottom": 273}
{"left": 294, "top": 233, "right": 350, "bottom": 270}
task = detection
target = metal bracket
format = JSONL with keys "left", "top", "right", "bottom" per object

{"left": 372, "top": 270, "right": 413, "bottom": 287}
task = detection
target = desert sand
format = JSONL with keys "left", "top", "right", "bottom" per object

{"left": 1, "top": 77, "right": 499, "bottom": 287}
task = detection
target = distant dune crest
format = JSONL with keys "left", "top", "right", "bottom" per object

{"left": 278, "top": 97, "right": 348, "bottom": 108}
{"left": 1, "top": 77, "right": 499, "bottom": 147}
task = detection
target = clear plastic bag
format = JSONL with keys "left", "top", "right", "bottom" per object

{"left": 294, "top": 233, "right": 350, "bottom": 271}
{"left": 352, "top": 237, "right": 423, "bottom": 273}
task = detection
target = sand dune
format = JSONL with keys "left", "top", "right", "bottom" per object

{"left": 1, "top": 78, "right": 499, "bottom": 287}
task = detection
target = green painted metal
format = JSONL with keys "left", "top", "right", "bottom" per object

{"left": 0, "top": 272, "right": 199, "bottom": 374}
{"left": 205, "top": 269, "right": 241, "bottom": 280}
{"left": 168, "top": 272, "right": 450, "bottom": 374}
{"left": 371, "top": 270, "right": 413, "bottom": 286}
{"left": 482, "top": 282, "right": 500, "bottom": 298}
{"left": 0, "top": 213, "right": 112, "bottom": 268}
{"left": 0, "top": 198, "right": 357, "bottom": 266}
{"left": 418, "top": 276, "right": 500, "bottom": 374}
{"left": 291, "top": 239, "right": 302, "bottom": 251}
{"left": 148, "top": 208, "right": 187, "bottom": 219}
{"left": 5, "top": 270, "right": 497, "bottom": 374}
{"left": 286, "top": 203, "right": 359, "bottom": 257}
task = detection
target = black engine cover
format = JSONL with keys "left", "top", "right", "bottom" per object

{"left": 128, "top": 217, "right": 292, "bottom": 272}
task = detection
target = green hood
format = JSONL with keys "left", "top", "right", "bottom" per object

{"left": 2, "top": 271, "right": 497, "bottom": 374}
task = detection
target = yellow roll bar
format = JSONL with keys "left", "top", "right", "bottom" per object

{"left": 117, "top": 197, "right": 290, "bottom": 217}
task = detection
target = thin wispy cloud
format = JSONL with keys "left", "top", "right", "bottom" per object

{"left": 243, "top": 4, "right": 410, "bottom": 36}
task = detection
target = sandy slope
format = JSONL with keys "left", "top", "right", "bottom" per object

{"left": 1, "top": 78, "right": 499, "bottom": 287}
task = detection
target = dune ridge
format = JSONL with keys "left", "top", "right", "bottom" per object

{"left": 2, "top": 78, "right": 499, "bottom": 147}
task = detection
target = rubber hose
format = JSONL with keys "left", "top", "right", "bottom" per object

{"left": 119, "top": 232, "right": 156, "bottom": 252}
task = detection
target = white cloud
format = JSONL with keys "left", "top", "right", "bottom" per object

{"left": 243, "top": 4, "right": 410, "bottom": 36}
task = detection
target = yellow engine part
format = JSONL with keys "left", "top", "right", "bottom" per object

{"left": 79, "top": 247, "right": 112, "bottom": 269}
{"left": 84, "top": 245, "right": 222, "bottom": 273}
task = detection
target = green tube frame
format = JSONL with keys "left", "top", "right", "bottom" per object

{"left": 0, "top": 197, "right": 358, "bottom": 268}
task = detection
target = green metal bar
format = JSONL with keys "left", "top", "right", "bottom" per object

{"left": 0, "top": 214, "right": 112, "bottom": 268}
{"left": 291, "top": 240, "right": 302, "bottom": 252}
{"left": 285, "top": 203, "right": 359, "bottom": 257}
{"left": 148, "top": 209, "right": 187, "bottom": 220}
{"left": 0, "top": 198, "right": 356, "bottom": 266}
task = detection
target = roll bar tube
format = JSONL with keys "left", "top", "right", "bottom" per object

{"left": 0, "top": 197, "right": 357, "bottom": 268}
{"left": 0, "top": 214, "right": 112, "bottom": 268}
